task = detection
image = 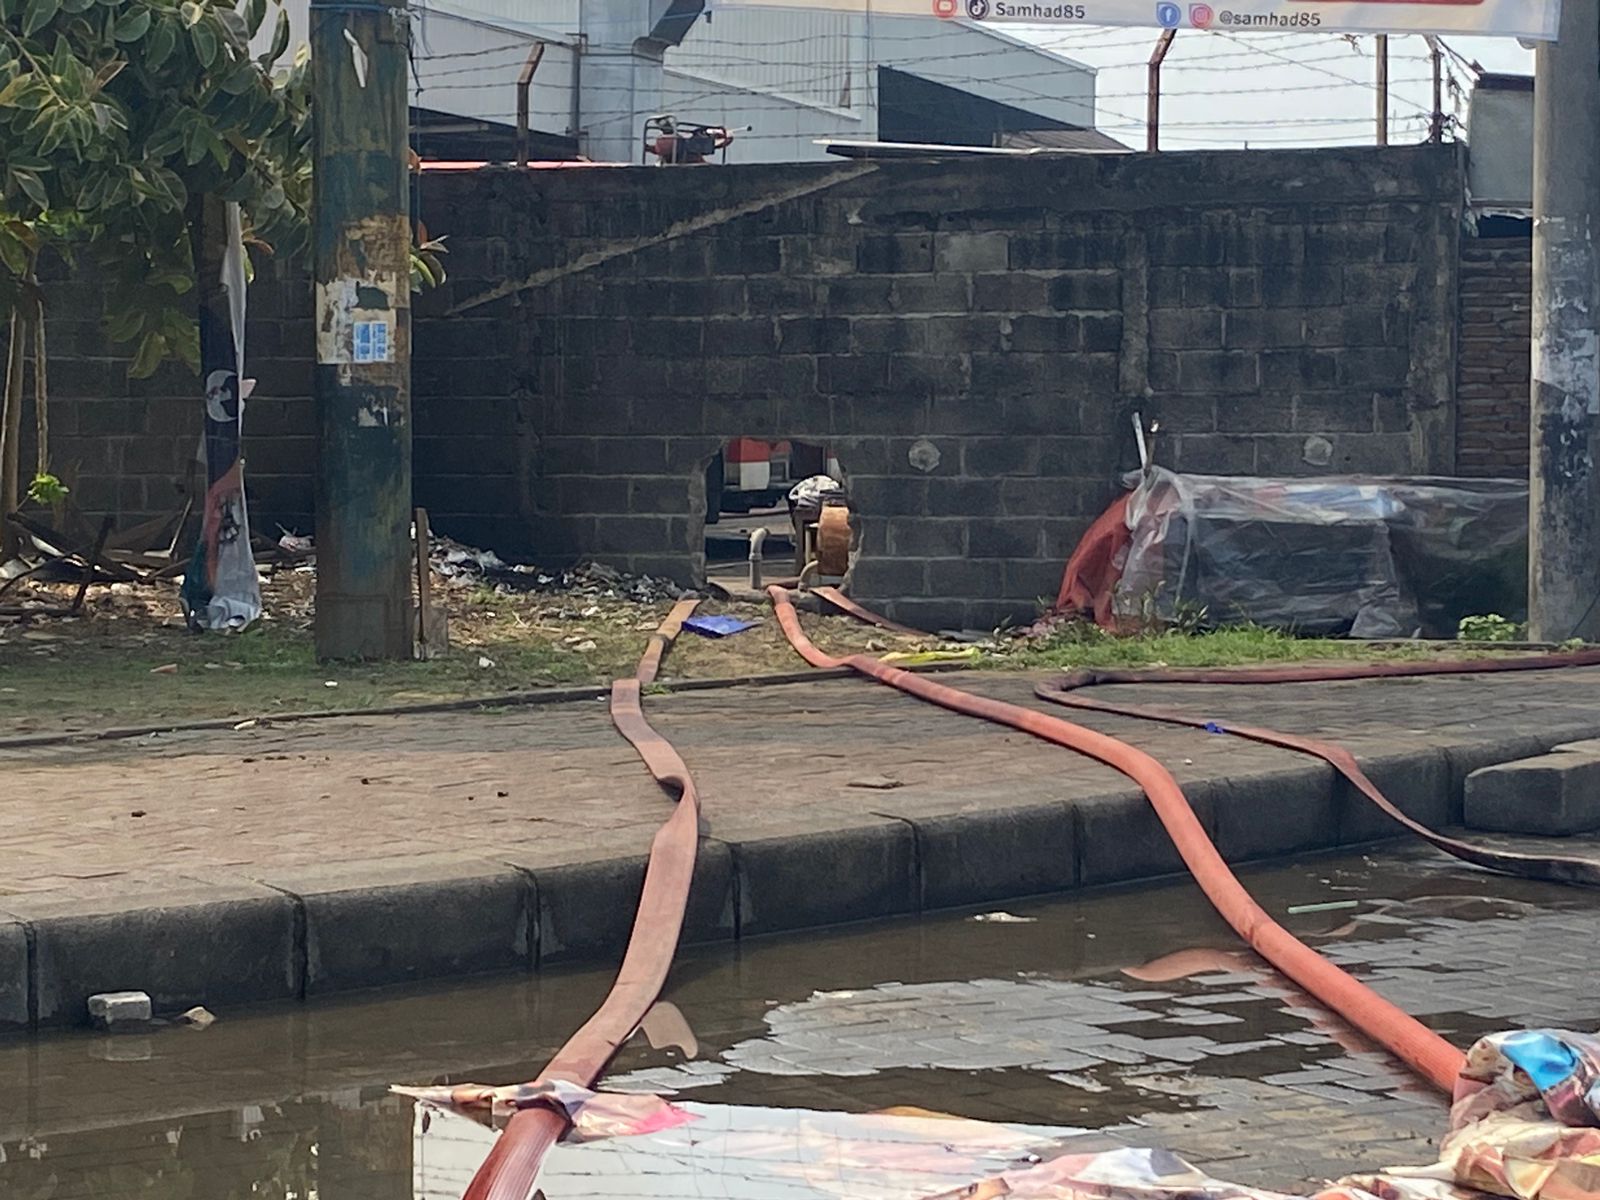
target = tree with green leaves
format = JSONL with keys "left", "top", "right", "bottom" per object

{"left": 0, "top": 0, "right": 310, "bottom": 560}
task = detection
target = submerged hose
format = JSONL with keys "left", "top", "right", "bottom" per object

{"left": 1035, "top": 682, "right": 1600, "bottom": 888}
{"left": 767, "top": 586, "right": 1465, "bottom": 1093}
{"left": 464, "top": 598, "right": 703, "bottom": 1200}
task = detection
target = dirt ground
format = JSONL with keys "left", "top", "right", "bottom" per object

{"left": 1, "top": 539, "right": 1526, "bottom": 741}
{"left": 0, "top": 562, "right": 923, "bottom": 738}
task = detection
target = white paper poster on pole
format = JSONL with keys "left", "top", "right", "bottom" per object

{"left": 709, "top": 0, "right": 1558, "bottom": 40}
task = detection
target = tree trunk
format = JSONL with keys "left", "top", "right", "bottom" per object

{"left": 0, "top": 307, "right": 24, "bottom": 562}
{"left": 32, "top": 290, "right": 46, "bottom": 478}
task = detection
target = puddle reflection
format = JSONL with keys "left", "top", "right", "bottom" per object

{"left": 1, "top": 850, "right": 1593, "bottom": 1198}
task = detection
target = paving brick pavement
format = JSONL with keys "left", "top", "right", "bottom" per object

{"left": 5, "top": 664, "right": 1600, "bottom": 1024}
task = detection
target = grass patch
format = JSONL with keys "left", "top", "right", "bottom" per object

{"left": 988, "top": 620, "right": 1439, "bottom": 672}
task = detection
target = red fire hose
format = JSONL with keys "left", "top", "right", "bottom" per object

{"left": 1034, "top": 681, "right": 1600, "bottom": 888}
{"left": 466, "top": 592, "right": 1600, "bottom": 1198}
{"left": 768, "top": 585, "right": 1465, "bottom": 1093}
{"left": 463, "top": 598, "right": 704, "bottom": 1200}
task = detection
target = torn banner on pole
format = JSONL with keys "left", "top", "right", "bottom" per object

{"left": 708, "top": 0, "right": 1558, "bottom": 40}
{"left": 180, "top": 201, "right": 263, "bottom": 633}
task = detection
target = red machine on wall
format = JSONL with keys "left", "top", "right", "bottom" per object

{"left": 703, "top": 438, "right": 842, "bottom": 524}
{"left": 642, "top": 115, "right": 744, "bottom": 164}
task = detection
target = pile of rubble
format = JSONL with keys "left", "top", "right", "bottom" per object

{"left": 430, "top": 536, "right": 685, "bottom": 604}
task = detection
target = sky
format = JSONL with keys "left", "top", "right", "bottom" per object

{"left": 1013, "top": 28, "right": 1534, "bottom": 149}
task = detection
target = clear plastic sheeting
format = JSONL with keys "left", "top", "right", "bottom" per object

{"left": 406, "top": 1059, "right": 1600, "bottom": 1198}
{"left": 1114, "top": 469, "right": 1528, "bottom": 638}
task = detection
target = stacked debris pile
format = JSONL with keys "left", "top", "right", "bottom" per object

{"left": 430, "top": 536, "right": 685, "bottom": 604}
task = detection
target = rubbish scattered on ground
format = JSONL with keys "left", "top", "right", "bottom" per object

{"left": 430, "top": 535, "right": 682, "bottom": 603}
{"left": 972, "top": 912, "right": 1036, "bottom": 923}
{"left": 323, "top": 680, "right": 338, "bottom": 688}
{"left": 683, "top": 615, "right": 759, "bottom": 638}
{"left": 149, "top": 663, "right": 178, "bottom": 675}
{"left": 572, "top": 640, "right": 597, "bottom": 652}
{"left": 847, "top": 774, "right": 904, "bottom": 790}
{"left": 1204, "top": 721, "right": 1226, "bottom": 734}
{"left": 477, "top": 655, "right": 496, "bottom": 668}
{"left": 232, "top": 719, "right": 257, "bottom": 731}
{"left": 1286, "top": 900, "right": 1361, "bottom": 915}
{"left": 88, "top": 991, "right": 152, "bottom": 1029}
{"left": 178, "top": 1006, "right": 217, "bottom": 1029}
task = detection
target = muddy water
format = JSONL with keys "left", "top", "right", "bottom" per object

{"left": 2, "top": 848, "right": 1596, "bottom": 1198}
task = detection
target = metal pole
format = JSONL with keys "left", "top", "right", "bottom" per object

{"left": 1375, "top": 34, "right": 1389, "bottom": 146}
{"left": 1147, "top": 29, "right": 1176, "bottom": 153}
{"left": 516, "top": 41, "right": 545, "bottom": 167}
{"left": 1529, "top": 0, "right": 1600, "bottom": 641}
{"left": 1425, "top": 36, "right": 1444, "bottom": 143}
{"left": 311, "top": 0, "right": 415, "bottom": 660}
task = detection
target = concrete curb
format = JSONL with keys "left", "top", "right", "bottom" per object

{"left": 4, "top": 718, "right": 1596, "bottom": 1033}
{"left": 0, "top": 663, "right": 989, "bottom": 753}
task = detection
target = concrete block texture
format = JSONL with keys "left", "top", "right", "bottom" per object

{"left": 731, "top": 821, "right": 918, "bottom": 937}
{"left": 520, "top": 840, "right": 736, "bottom": 965}
{"left": 1464, "top": 752, "right": 1600, "bottom": 836}
{"left": 0, "top": 917, "right": 26, "bottom": 1031}
{"left": 263, "top": 856, "right": 533, "bottom": 995}
{"left": 4, "top": 884, "right": 299, "bottom": 1027}
{"left": 20, "top": 146, "right": 1471, "bottom": 627}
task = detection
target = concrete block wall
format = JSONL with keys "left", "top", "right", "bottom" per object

{"left": 16, "top": 146, "right": 1466, "bottom": 630}
{"left": 8, "top": 258, "right": 316, "bottom": 539}
{"left": 1455, "top": 238, "right": 1532, "bottom": 477}
{"left": 418, "top": 145, "right": 1465, "bottom": 629}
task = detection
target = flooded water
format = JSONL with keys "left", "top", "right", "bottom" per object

{"left": 3, "top": 847, "right": 1596, "bottom": 1198}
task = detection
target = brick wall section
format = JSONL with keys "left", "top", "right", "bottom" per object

{"left": 20, "top": 146, "right": 1465, "bottom": 630}
{"left": 7, "top": 258, "right": 316, "bottom": 537}
{"left": 1455, "top": 239, "right": 1531, "bottom": 477}
{"left": 416, "top": 145, "right": 1463, "bottom": 629}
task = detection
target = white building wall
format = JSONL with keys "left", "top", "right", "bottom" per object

{"left": 262, "top": 1, "right": 1095, "bottom": 164}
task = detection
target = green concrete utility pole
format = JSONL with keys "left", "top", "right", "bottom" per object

{"left": 310, "top": 0, "right": 414, "bottom": 660}
{"left": 1528, "top": 0, "right": 1600, "bottom": 642}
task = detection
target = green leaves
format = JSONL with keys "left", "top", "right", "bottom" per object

{"left": 113, "top": 6, "right": 150, "bottom": 42}
{"left": 144, "top": 17, "right": 176, "bottom": 68}
{"left": 190, "top": 18, "right": 217, "bottom": 67}
{"left": 129, "top": 329, "right": 167, "bottom": 378}
{"left": 2, "top": 0, "right": 311, "bottom": 384}
{"left": 259, "top": 6, "right": 288, "bottom": 67}
{"left": 21, "top": 0, "right": 60, "bottom": 36}
{"left": 11, "top": 168, "right": 48, "bottom": 208}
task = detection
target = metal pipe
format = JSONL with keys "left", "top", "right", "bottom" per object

{"left": 1146, "top": 29, "right": 1176, "bottom": 153}
{"left": 568, "top": 32, "right": 585, "bottom": 151}
{"left": 747, "top": 527, "right": 767, "bottom": 590}
{"left": 1425, "top": 36, "right": 1444, "bottom": 143}
{"left": 1375, "top": 35, "right": 1389, "bottom": 146}
{"left": 515, "top": 42, "right": 546, "bottom": 168}
{"left": 797, "top": 560, "right": 820, "bottom": 590}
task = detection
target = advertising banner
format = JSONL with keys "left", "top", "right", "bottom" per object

{"left": 710, "top": 0, "right": 1558, "bottom": 41}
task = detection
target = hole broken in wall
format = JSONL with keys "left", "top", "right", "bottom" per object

{"left": 701, "top": 437, "right": 848, "bottom": 592}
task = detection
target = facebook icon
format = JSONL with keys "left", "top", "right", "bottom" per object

{"left": 1156, "top": 1, "right": 1181, "bottom": 24}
